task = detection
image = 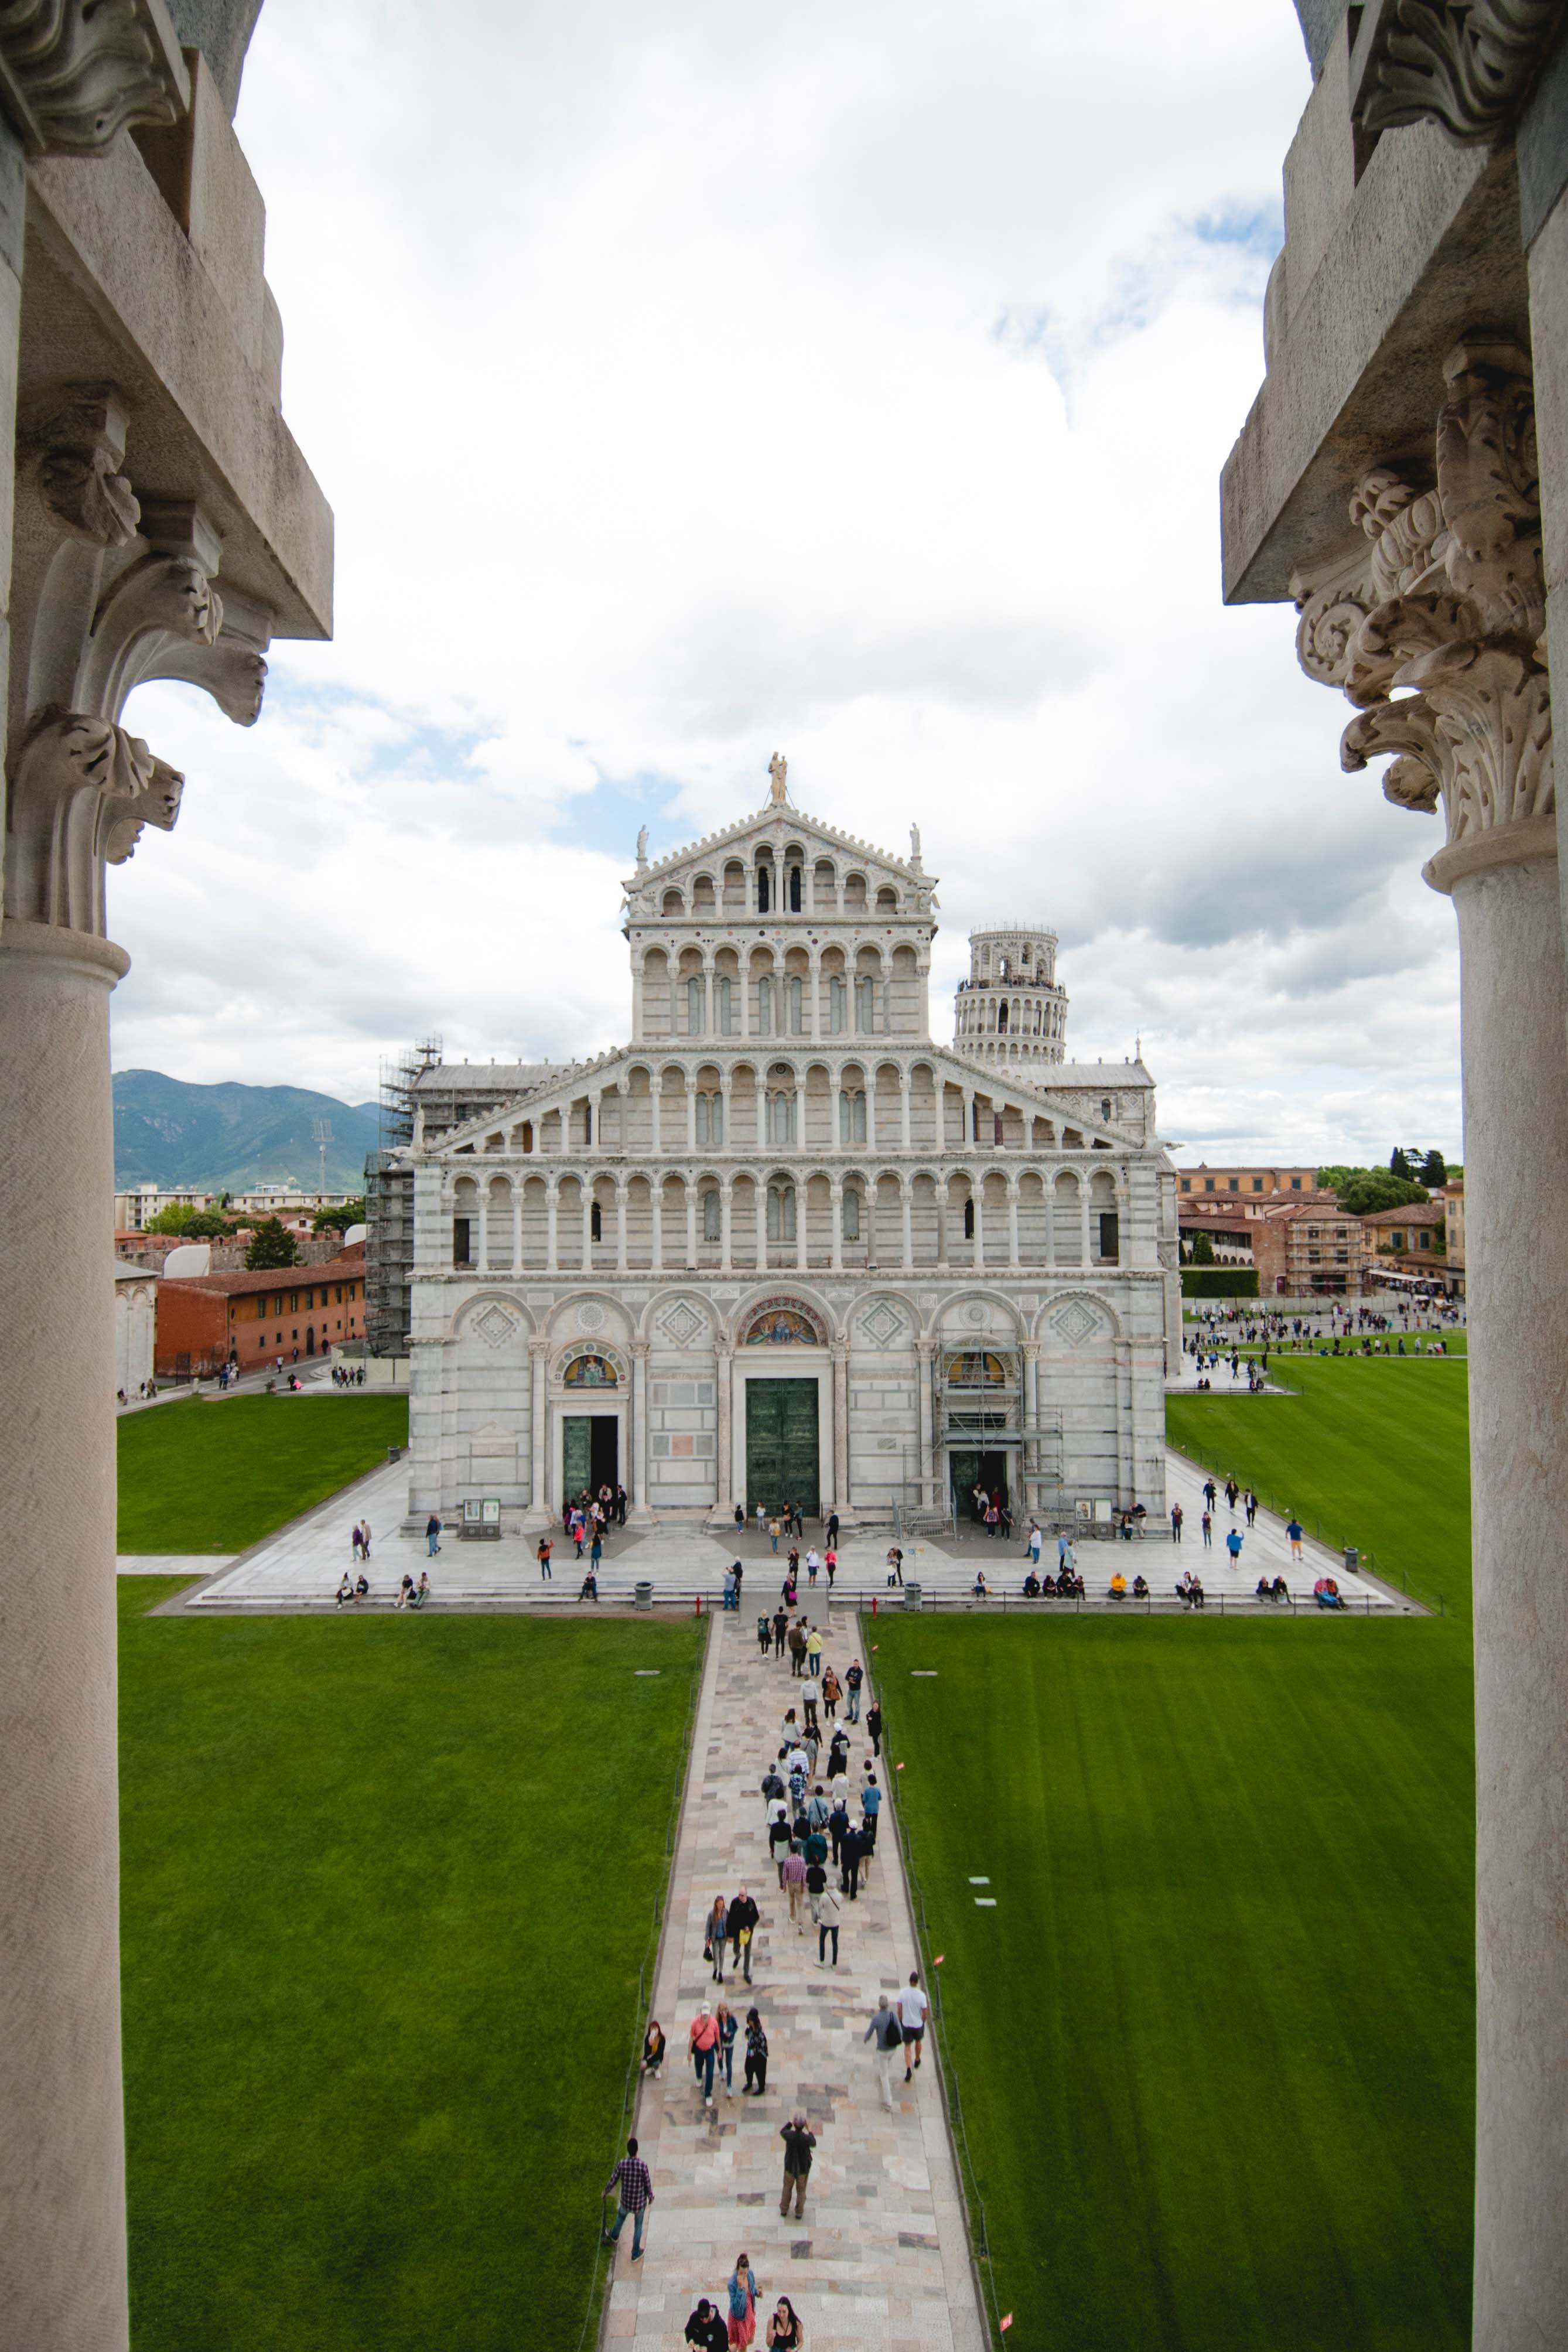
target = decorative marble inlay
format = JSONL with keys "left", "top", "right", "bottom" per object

{"left": 1050, "top": 1298, "right": 1101, "bottom": 1347}
{"left": 860, "top": 1299, "right": 906, "bottom": 1349}
{"left": 576, "top": 1300, "right": 606, "bottom": 1334}
{"left": 473, "top": 1304, "right": 518, "bottom": 1349}
{"left": 964, "top": 1301, "right": 989, "bottom": 1328}
{"left": 659, "top": 1298, "right": 705, "bottom": 1347}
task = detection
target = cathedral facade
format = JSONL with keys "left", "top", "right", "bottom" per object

{"left": 402, "top": 782, "right": 1179, "bottom": 1531}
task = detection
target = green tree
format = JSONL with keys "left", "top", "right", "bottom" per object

{"left": 1188, "top": 1230, "right": 1215, "bottom": 1264}
{"left": 1420, "top": 1149, "right": 1447, "bottom": 1187}
{"left": 312, "top": 1198, "right": 365, "bottom": 1233}
{"left": 1338, "top": 1171, "right": 1431, "bottom": 1216}
{"left": 244, "top": 1218, "right": 300, "bottom": 1271}
{"left": 142, "top": 1201, "right": 202, "bottom": 1235}
{"left": 1389, "top": 1146, "right": 1415, "bottom": 1180}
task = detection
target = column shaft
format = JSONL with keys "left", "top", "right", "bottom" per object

{"left": 0, "top": 925, "right": 131, "bottom": 2352}
{"left": 917, "top": 1344, "right": 936, "bottom": 1507}
{"left": 715, "top": 1347, "right": 733, "bottom": 1513}
{"left": 832, "top": 1347, "right": 849, "bottom": 1511}
{"left": 546, "top": 1183, "right": 559, "bottom": 1272}
{"left": 530, "top": 1345, "right": 548, "bottom": 1511}
{"left": 631, "top": 1349, "right": 649, "bottom": 1511}
{"left": 1457, "top": 855, "right": 1568, "bottom": 2351}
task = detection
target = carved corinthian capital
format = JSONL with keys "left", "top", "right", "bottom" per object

{"left": 0, "top": 0, "right": 186, "bottom": 155}
{"left": 1352, "top": 0, "right": 1568, "bottom": 145}
{"left": 4, "top": 712, "right": 179, "bottom": 934}
{"left": 1290, "top": 337, "right": 1554, "bottom": 892}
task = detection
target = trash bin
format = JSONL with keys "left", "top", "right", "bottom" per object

{"left": 635, "top": 1580, "right": 654, "bottom": 1612}
{"left": 386, "top": 1445, "right": 402, "bottom": 1464}
{"left": 903, "top": 1581, "right": 922, "bottom": 1610}
{"left": 1342, "top": 1545, "right": 1359, "bottom": 1574}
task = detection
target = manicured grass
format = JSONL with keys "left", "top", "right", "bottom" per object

{"left": 117, "top": 1393, "right": 409, "bottom": 1552}
{"left": 118, "top": 1590, "right": 703, "bottom": 2352}
{"left": 877, "top": 1614, "right": 1474, "bottom": 2351}
{"left": 873, "top": 1357, "right": 1477, "bottom": 2350}
{"left": 1168, "top": 1356, "right": 1473, "bottom": 1614}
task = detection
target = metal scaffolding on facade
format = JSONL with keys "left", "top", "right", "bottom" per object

{"left": 364, "top": 1037, "right": 441, "bottom": 1357}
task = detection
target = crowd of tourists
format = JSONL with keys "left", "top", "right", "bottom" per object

{"left": 597, "top": 1602, "right": 932, "bottom": 2334}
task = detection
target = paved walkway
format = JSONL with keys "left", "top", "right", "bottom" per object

{"left": 183, "top": 1452, "right": 1405, "bottom": 1612}
{"left": 604, "top": 1603, "right": 988, "bottom": 2352}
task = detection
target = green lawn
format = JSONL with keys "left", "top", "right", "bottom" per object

{"left": 118, "top": 1393, "right": 409, "bottom": 1552}
{"left": 1169, "top": 1356, "right": 1472, "bottom": 1613}
{"left": 873, "top": 1356, "right": 1476, "bottom": 2351}
{"left": 118, "top": 1580, "right": 703, "bottom": 2352}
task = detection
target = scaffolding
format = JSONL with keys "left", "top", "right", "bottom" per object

{"left": 364, "top": 1037, "right": 441, "bottom": 1357}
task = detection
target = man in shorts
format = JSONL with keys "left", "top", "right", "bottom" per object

{"left": 898, "top": 1969, "right": 930, "bottom": 2082}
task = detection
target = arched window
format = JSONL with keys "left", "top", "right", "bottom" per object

{"left": 686, "top": 975, "right": 705, "bottom": 1035}
{"left": 963, "top": 1199, "right": 975, "bottom": 1240}
{"left": 590, "top": 1201, "right": 602, "bottom": 1242}
{"left": 855, "top": 975, "right": 875, "bottom": 1033}
{"left": 757, "top": 865, "right": 771, "bottom": 912}
{"left": 1100, "top": 1097, "right": 1112, "bottom": 1121}
{"left": 787, "top": 866, "right": 802, "bottom": 911}
{"left": 767, "top": 1183, "right": 797, "bottom": 1242}
{"left": 715, "top": 977, "right": 736, "bottom": 1034}
{"left": 695, "top": 1092, "right": 725, "bottom": 1146}
{"left": 839, "top": 1088, "right": 866, "bottom": 1145}
{"left": 998, "top": 1001, "right": 1009, "bottom": 1033}
{"left": 787, "top": 976, "right": 803, "bottom": 1034}
{"left": 757, "top": 975, "right": 773, "bottom": 1035}
{"left": 842, "top": 1187, "right": 861, "bottom": 1241}
{"left": 702, "top": 1189, "right": 722, "bottom": 1241}
{"left": 768, "top": 1091, "right": 795, "bottom": 1145}
{"left": 829, "top": 975, "right": 847, "bottom": 1033}
{"left": 583, "top": 1101, "right": 593, "bottom": 1145}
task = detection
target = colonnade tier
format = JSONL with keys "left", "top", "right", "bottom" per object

{"left": 436, "top": 1061, "right": 1133, "bottom": 1159}
{"left": 437, "top": 1160, "right": 1134, "bottom": 1279}
{"left": 637, "top": 846, "right": 918, "bottom": 917}
{"left": 629, "top": 940, "right": 931, "bottom": 1045}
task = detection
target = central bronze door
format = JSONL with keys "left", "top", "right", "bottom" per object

{"left": 744, "top": 1378, "right": 820, "bottom": 1518}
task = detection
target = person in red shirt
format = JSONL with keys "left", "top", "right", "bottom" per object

{"left": 689, "top": 2002, "right": 720, "bottom": 2107}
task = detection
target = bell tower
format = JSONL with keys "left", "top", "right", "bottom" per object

{"left": 954, "top": 924, "right": 1068, "bottom": 1068}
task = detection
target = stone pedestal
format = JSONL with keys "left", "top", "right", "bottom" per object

{"left": 1451, "top": 851, "right": 1568, "bottom": 2352}
{"left": 0, "top": 923, "right": 130, "bottom": 2352}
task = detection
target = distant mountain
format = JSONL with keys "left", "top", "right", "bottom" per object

{"left": 112, "top": 1071, "right": 382, "bottom": 1193}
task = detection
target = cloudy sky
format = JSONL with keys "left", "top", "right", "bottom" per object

{"left": 108, "top": 0, "right": 1462, "bottom": 1165}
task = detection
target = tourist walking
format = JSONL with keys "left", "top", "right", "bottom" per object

{"left": 706, "top": 1893, "right": 730, "bottom": 1982}
{"left": 866, "top": 1696, "right": 883, "bottom": 1758}
{"left": 778, "top": 2115, "right": 816, "bottom": 2219}
{"left": 425, "top": 1513, "right": 442, "bottom": 1556}
{"left": 801, "top": 1671, "right": 820, "bottom": 1731}
{"left": 898, "top": 1971, "right": 929, "bottom": 2081}
{"left": 726, "top": 2254, "right": 759, "bottom": 2347}
{"left": 1225, "top": 1527, "right": 1244, "bottom": 1570}
{"left": 771, "top": 1605, "right": 788, "bottom": 1657}
{"left": 811, "top": 1862, "right": 840, "bottom": 1967}
{"left": 865, "top": 1993, "right": 902, "bottom": 2108}
{"left": 757, "top": 1610, "right": 773, "bottom": 1657}
{"left": 727, "top": 1884, "right": 759, "bottom": 1981}
{"left": 689, "top": 2004, "right": 720, "bottom": 2108}
{"left": 886, "top": 1544, "right": 904, "bottom": 1587}
{"left": 781, "top": 1846, "right": 807, "bottom": 1928}
{"left": 537, "top": 1535, "right": 553, "bottom": 1579}
{"left": 1200, "top": 1511, "right": 1212, "bottom": 1549}
{"left": 716, "top": 2001, "right": 738, "bottom": 2097}
{"left": 743, "top": 2008, "right": 768, "bottom": 2094}
{"left": 821, "top": 1664, "right": 841, "bottom": 1720}
{"left": 1170, "top": 1501, "right": 1183, "bottom": 1542}
{"left": 787, "top": 1621, "right": 807, "bottom": 1677}
{"left": 845, "top": 1658, "right": 863, "bottom": 1722}
{"left": 601, "top": 2135, "right": 654, "bottom": 2259}
{"left": 1286, "top": 1515, "right": 1304, "bottom": 1561}
{"left": 1244, "top": 1488, "right": 1259, "bottom": 1527}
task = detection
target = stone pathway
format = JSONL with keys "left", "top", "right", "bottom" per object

{"left": 603, "top": 1604, "right": 988, "bottom": 2352}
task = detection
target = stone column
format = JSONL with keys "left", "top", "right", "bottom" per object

{"left": 530, "top": 1340, "right": 549, "bottom": 1511}
{"left": 589, "top": 1089, "right": 603, "bottom": 1151}
{"left": 720, "top": 1179, "right": 734, "bottom": 1275}
{"left": 936, "top": 1192, "right": 949, "bottom": 1272}
{"left": 831, "top": 1337, "right": 850, "bottom": 1511}
{"left": 755, "top": 1179, "right": 768, "bottom": 1271}
{"left": 0, "top": 923, "right": 130, "bottom": 2352}
{"left": 755, "top": 1067, "right": 767, "bottom": 1150}
{"left": 685, "top": 1180, "right": 698, "bottom": 1268}
{"left": 1290, "top": 339, "right": 1568, "bottom": 2351}
{"left": 917, "top": 1339, "right": 937, "bottom": 1506}
{"left": 631, "top": 953, "right": 645, "bottom": 1041}
{"left": 686, "top": 1071, "right": 698, "bottom": 1152}
{"left": 719, "top": 1072, "right": 732, "bottom": 1148}
{"left": 650, "top": 1077, "right": 661, "bottom": 1155}
{"left": 476, "top": 1187, "right": 489, "bottom": 1273}
{"left": 581, "top": 1184, "right": 593, "bottom": 1272}
{"left": 962, "top": 1087, "right": 975, "bottom": 1146}
{"left": 901, "top": 1178, "right": 913, "bottom": 1271}
{"left": 715, "top": 1339, "right": 734, "bottom": 1514}
{"left": 615, "top": 1178, "right": 628, "bottom": 1274}
{"left": 809, "top": 949, "right": 822, "bottom": 1039}
{"left": 630, "top": 1342, "right": 650, "bottom": 1513}
{"left": 830, "top": 1179, "right": 844, "bottom": 1273}
{"left": 972, "top": 1184, "right": 985, "bottom": 1271}
{"left": 545, "top": 1177, "right": 559, "bottom": 1272}
{"left": 1023, "top": 1343, "right": 1040, "bottom": 1511}
{"left": 511, "top": 1183, "right": 522, "bottom": 1271}
{"left": 650, "top": 1180, "right": 663, "bottom": 1273}
{"left": 900, "top": 1070, "right": 911, "bottom": 1151}
{"left": 795, "top": 1183, "right": 808, "bottom": 1272}
{"left": 1007, "top": 1177, "right": 1021, "bottom": 1270}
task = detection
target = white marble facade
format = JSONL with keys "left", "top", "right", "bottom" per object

{"left": 404, "top": 788, "right": 1180, "bottom": 1528}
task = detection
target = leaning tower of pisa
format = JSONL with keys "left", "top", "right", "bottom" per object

{"left": 953, "top": 924, "right": 1068, "bottom": 1068}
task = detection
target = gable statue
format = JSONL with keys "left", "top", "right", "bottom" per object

{"left": 768, "top": 751, "right": 788, "bottom": 804}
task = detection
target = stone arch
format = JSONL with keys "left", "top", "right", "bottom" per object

{"left": 640, "top": 1289, "right": 717, "bottom": 1346}
{"left": 730, "top": 1286, "right": 836, "bottom": 1348}
{"left": 661, "top": 885, "right": 686, "bottom": 916}
{"left": 446, "top": 1290, "right": 537, "bottom": 1344}
{"left": 1033, "top": 1289, "right": 1122, "bottom": 1345}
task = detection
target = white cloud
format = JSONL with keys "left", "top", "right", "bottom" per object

{"left": 105, "top": 0, "right": 1462, "bottom": 1163}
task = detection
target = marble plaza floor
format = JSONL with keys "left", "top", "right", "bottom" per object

{"left": 601, "top": 1601, "right": 989, "bottom": 2352}
{"left": 168, "top": 1447, "right": 1409, "bottom": 1613}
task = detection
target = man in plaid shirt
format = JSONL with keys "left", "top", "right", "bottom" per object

{"left": 602, "top": 2135, "right": 655, "bottom": 2259}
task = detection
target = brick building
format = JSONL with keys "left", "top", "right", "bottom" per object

{"left": 1360, "top": 1201, "right": 1456, "bottom": 1296}
{"left": 155, "top": 1245, "right": 367, "bottom": 1377}
{"left": 1251, "top": 1200, "right": 1368, "bottom": 1297}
